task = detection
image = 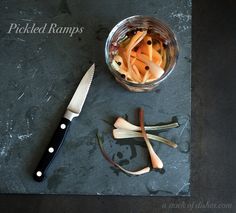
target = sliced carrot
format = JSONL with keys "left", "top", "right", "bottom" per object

{"left": 115, "top": 30, "right": 167, "bottom": 83}
{"left": 143, "top": 36, "right": 152, "bottom": 61}
{"left": 120, "top": 37, "right": 130, "bottom": 48}
{"left": 114, "top": 55, "right": 127, "bottom": 71}
{"left": 136, "top": 46, "right": 142, "bottom": 55}
{"left": 153, "top": 42, "right": 161, "bottom": 52}
{"left": 152, "top": 48, "right": 162, "bottom": 66}
{"left": 140, "top": 43, "right": 149, "bottom": 56}
{"left": 130, "top": 57, "right": 136, "bottom": 65}
{"left": 129, "top": 69, "right": 140, "bottom": 83}
{"left": 142, "top": 70, "right": 150, "bottom": 83}
{"left": 136, "top": 52, "right": 150, "bottom": 63}
{"left": 122, "top": 51, "right": 137, "bottom": 62}
{"left": 136, "top": 52, "right": 164, "bottom": 80}
{"left": 133, "top": 59, "right": 148, "bottom": 75}
{"left": 117, "top": 46, "right": 128, "bottom": 67}
{"left": 125, "top": 31, "right": 146, "bottom": 51}
{"left": 126, "top": 31, "right": 147, "bottom": 67}
{"left": 132, "top": 64, "right": 142, "bottom": 82}
{"left": 126, "top": 31, "right": 147, "bottom": 81}
{"left": 111, "top": 60, "right": 131, "bottom": 80}
{"left": 130, "top": 51, "right": 137, "bottom": 58}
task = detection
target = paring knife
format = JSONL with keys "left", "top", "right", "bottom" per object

{"left": 33, "top": 64, "right": 95, "bottom": 182}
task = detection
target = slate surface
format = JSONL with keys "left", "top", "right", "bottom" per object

{"left": 0, "top": 0, "right": 191, "bottom": 195}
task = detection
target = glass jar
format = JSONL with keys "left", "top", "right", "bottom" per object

{"left": 105, "top": 15, "right": 179, "bottom": 92}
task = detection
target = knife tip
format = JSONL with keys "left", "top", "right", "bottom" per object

{"left": 90, "top": 63, "right": 95, "bottom": 73}
{"left": 87, "top": 63, "right": 95, "bottom": 77}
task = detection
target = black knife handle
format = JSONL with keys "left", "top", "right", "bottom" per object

{"left": 33, "top": 117, "right": 71, "bottom": 182}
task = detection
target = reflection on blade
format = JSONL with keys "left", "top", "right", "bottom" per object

{"left": 67, "top": 64, "right": 95, "bottom": 114}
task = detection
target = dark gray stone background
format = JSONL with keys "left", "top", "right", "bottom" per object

{"left": 0, "top": 0, "right": 235, "bottom": 212}
{"left": 0, "top": 0, "right": 191, "bottom": 195}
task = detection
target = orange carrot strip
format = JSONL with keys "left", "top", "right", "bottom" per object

{"left": 130, "top": 57, "right": 136, "bottom": 65}
{"left": 140, "top": 43, "right": 149, "bottom": 55}
{"left": 125, "top": 31, "right": 145, "bottom": 51}
{"left": 133, "top": 59, "right": 148, "bottom": 75}
{"left": 142, "top": 70, "right": 150, "bottom": 83}
{"left": 120, "top": 37, "right": 130, "bottom": 48}
{"left": 132, "top": 64, "right": 142, "bottom": 82}
{"left": 153, "top": 42, "right": 161, "bottom": 51}
{"left": 136, "top": 53, "right": 164, "bottom": 80}
{"left": 114, "top": 55, "right": 127, "bottom": 71}
{"left": 136, "top": 52, "right": 150, "bottom": 62}
{"left": 111, "top": 59, "right": 131, "bottom": 80}
{"left": 152, "top": 48, "right": 162, "bottom": 66}
{"left": 143, "top": 36, "right": 152, "bottom": 61}
{"left": 130, "top": 51, "right": 137, "bottom": 58}
{"left": 126, "top": 31, "right": 147, "bottom": 81}
{"left": 117, "top": 47, "right": 128, "bottom": 67}
{"left": 136, "top": 46, "right": 142, "bottom": 55}
{"left": 126, "top": 31, "right": 147, "bottom": 67}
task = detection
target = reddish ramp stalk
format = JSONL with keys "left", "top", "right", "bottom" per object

{"left": 139, "top": 108, "right": 163, "bottom": 169}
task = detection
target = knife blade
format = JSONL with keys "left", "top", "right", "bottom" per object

{"left": 33, "top": 64, "right": 95, "bottom": 182}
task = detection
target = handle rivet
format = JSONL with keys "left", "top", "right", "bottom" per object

{"left": 60, "top": 124, "right": 66, "bottom": 129}
{"left": 48, "top": 147, "right": 54, "bottom": 153}
{"left": 36, "top": 171, "right": 42, "bottom": 177}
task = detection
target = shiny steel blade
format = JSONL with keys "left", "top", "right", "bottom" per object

{"left": 67, "top": 64, "right": 95, "bottom": 115}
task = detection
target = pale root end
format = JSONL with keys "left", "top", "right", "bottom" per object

{"left": 114, "top": 117, "right": 140, "bottom": 131}
{"left": 133, "top": 166, "right": 151, "bottom": 175}
{"left": 117, "top": 165, "right": 151, "bottom": 176}
{"left": 149, "top": 148, "right": 163, "bottom": 169}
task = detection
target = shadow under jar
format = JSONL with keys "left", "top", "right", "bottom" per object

{"left": 105, "top": 15, "right": 179, "bottom": 92}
